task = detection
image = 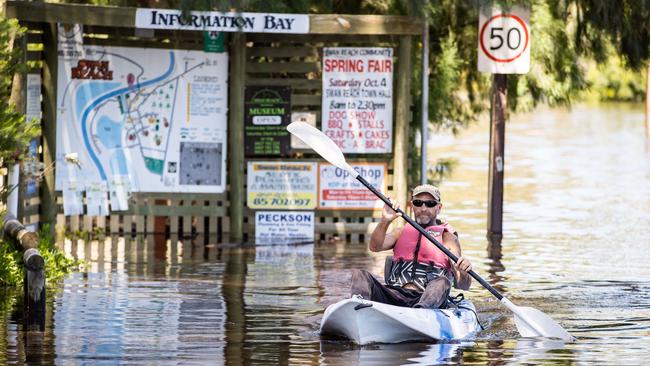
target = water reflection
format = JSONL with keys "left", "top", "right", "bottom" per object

{"left": 2, "top": 104, "right": 650, "bottom": 364}
{"left": 319, "top": 341, "right": 466, "bottom": 365}
{"left": 53, "top": 240, "right": 228, "bottom": 363}
{"left": 511, "top": 338, "right": 575, "bottom": 365}
{"left": 486, "top": 238, "right": 507, "bottom": 293}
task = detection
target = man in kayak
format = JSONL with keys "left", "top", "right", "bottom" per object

{"left": 351, "top": 184, "right": 472, "bottom": 309}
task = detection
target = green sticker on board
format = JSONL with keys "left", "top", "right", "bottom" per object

{"left": 203, "top": 31, "right": 225, "bottom": 53}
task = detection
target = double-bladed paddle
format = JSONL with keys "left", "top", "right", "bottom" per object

{"left": 287, "top": 121, "right": 575, "bottom": 342}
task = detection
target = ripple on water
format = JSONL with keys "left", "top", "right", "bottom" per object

{"left": 2, "top": 104, "right": 650, "bottom": 365}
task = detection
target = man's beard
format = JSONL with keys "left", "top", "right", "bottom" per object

{"left": 415, "top": 215, "right": 433, "bottom": 226}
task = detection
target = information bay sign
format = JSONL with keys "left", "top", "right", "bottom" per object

{"left": 136, "top": 9, "right": 309, "bottom": 33}
{"left": 478, "top": 6, "right": 531, "bottom": 74}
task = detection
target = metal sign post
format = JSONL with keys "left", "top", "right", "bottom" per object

{"left": 421, "top": 20, "right": 429, "bottom": 184}
{"left": 478, "top": 5, "right": 530, "bottom": 240}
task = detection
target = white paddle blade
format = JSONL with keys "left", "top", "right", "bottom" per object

{"left": 287, "top": 122, "right": 358, "bottom": 178}
{"left": 501, "top": 298, "right": 575, "bottom": 341}
{"left": 514, "top": 307, "right": 575, "bottom": 342}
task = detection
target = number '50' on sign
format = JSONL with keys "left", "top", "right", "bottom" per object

{"left": 477, "top": 6, "right": 531, "bottom": 74}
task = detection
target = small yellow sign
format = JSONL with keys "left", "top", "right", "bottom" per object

{"left": 247, "top": 161, "right": 317, "bottom": 209}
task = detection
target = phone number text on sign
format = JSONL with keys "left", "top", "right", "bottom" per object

{"left": 322, "top": 47, "right": 394, "bottom": 153}
{"left": 247, "top": 162, "right": 317, "bottom": 209}
{"left": 318, "top": 162, "right": 386, "bottom": 209}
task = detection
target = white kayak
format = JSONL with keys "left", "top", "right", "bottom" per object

{"left": 320, "top": 296, "right": 481, "bottom": 345}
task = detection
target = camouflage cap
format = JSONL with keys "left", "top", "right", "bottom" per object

{"left": 411, "top": 184, "right": 441, "bottom": 202}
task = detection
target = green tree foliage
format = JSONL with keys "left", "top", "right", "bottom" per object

{"left": 574, "top": 0, "right": 650, "bottom": 70}
{"left": 5, "top": 0, "right": 644, "bottom": 189}
{"left": 583, "top": 51, "right": 646, "bottom": 102}
{"left": 0, "top": 16, "right": 40, "bottom": 206}
{"left": 570, "top": 1, "right": 649, "bottom": 103}
{"left": 0, "top": 17, "right": 39, "bottom": 167}
{"left": 421, "top": 1, "right": 586, "bottom": 128}
{"left": 51, "top": 1, "right": 610, "bottom": 122}
{"left": 0, "top": 239, "right": 23, "bottom": 287}
{"left": 0, "top": 223, "right": 77, "bottom": 288}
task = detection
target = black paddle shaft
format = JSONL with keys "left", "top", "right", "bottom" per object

{"left": 356, "top": 175, "right": 503, "bottom": 300}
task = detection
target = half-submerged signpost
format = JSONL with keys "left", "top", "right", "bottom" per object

{"left": 2, "top": 214, "right": 46, "bottom": 328}
{"left": 478, "top": 5, "right": 531, "bottom": 241}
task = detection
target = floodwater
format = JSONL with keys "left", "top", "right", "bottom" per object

{"left": 2, "top": 104, "right": 650, "bottom": 365}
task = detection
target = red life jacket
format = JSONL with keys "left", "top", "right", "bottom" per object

{"left": 386, "top": 221, "right": 456, "bottom": 291}
{"left": 393, "top": 221, "right": 456, "bottom": 271}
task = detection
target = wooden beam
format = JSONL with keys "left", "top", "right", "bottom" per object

{"left": 5, "top": 1, "right": 422, "bottom": 35}
{"left": 246, "top": 61, "right": 320, "bottom": 74}
{"left": 309, "top": 14, "right": 421, "bottom": 35}
{"left": 646, "top": 62, "right": 650, "bottom": 140}
{"left": 135, "top": 192, "right": 227, "bottom": 201}
{"left": 5, "top": 1, "right": 135, "bottom": 28}
{"left": 8, "top": 29, "right": 27, "bottom": 222}
{"left": 392, "top": 35, "right": 413, "bottom": 211}
{"left": 291, "top": 94, "right": 321, "bottom": 106}
{"left": 248, "top": 46, "right": 319, "bottom": 58}
{"left": 487, "top": 74, "right": 507, "bottom": 241}
{"left": 247, "top": 33, "right": 398, "bottom": 44}
{"left": 56, "top": 204, "right": 227, "bottom": 217}
{"left": 40, "top": 23, "right": 57, "bottom": 238}
{"left": 223, "top": 249, "right": 250, "bottom": 364}
{"left": 246, "top": 78, "right": 321, "bottom": 90}
{"left": 228, "top": 33, "right": 246, "bottom": 242}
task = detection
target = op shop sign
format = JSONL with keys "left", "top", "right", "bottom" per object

{"left": 477, "top": 6, "right": 530, "bottom": 74}
{"left": 318, "top": 163, "right": 386, "bottom": 209}
{"left": 247, "top": 162, "right": 317, "bottom": 209}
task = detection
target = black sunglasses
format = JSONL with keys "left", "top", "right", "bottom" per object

{"left": 412, "top": 199, "right": 438, "bottom": 208}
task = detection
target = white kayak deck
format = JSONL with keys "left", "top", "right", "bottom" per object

{"left": 320, "top": 296, "right": 481, "bottom": 345}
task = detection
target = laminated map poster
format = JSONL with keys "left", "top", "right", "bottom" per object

{"left": 55, "top": 45, "right": 228, "bottom": 194}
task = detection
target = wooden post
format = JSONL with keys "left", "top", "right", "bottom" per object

{"left": 3, "top": 214, "right": 46, "bottom": 317}
{"left": 228, "top": 33, "right": 246, "bottom": 242}
{"left": 487, "top": 74, "right": 507, "bottom": 240}
{"left": 393, "top": 35, "right": 413, "bottom": 209}
{"left": 153, "top": 199, "right": 167, "bottom": 234}
{"left": 8, "top": 27, "right": 27, "bottom": 221}
{"left": 420, "top": 21, "right": 429, "bottom": 185}
{"left": 646, "top": 63, "right": 650, "bottom": 140}
{"left": 223, "top": 249, "right": 249, "bottom": 364}
{"left": 41, "top": 23, "right": 58, "bottom": 238}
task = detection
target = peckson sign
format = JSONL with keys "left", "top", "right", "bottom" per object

{"left": 135, "top": 9, "right": 309, "bottom": 33}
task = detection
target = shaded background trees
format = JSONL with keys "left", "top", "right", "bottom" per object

{"left": 2, "top": 0, "right": 648, "bottom": 187}
{"left": 0, "top": 16, "right": 40, "bottom": 203}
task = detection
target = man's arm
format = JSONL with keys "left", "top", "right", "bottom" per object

{"left": 368, "top": 198, "right": 402, "bottom": 252}
{"left": 442, "top": 231, "right": 472, "bottom": 290}
{"left": 369, "top": 220, "right": 402, "bottom": 252}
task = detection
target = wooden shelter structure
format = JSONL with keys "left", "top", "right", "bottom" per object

{"left": 4, "top": 1, "right": 422, "bottom": 243}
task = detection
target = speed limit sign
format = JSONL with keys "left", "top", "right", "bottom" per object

{"left": 478, "top": 6, "right": 530, "bottom": 74}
